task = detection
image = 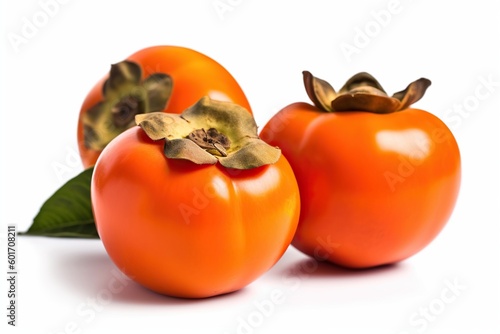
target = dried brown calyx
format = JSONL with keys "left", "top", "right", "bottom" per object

{"left": 136, "top": 96, "right": 281, "bottom": 169}
{"left": 303, "top": 71, "right": 431, "bottom": 114}
{"left": 82, "top": 60, "right": 173, "bottom": 151}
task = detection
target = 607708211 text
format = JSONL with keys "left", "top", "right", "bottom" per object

{"left": 7, "top": 225, "right": 17, "bottom": 326}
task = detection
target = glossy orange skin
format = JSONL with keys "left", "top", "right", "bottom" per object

{"left": 91, "top": 127, "right": 300, "bottom": 298}
{"left": 261, "top": 102, "right": 461, "bottom": 268}
{"left": 78, "top": 46, "right": 251, "bottom": 168}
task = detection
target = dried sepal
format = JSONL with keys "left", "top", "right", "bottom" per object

{"left": 164, "top": 139, "right": 218, "bottom": 165}
{"left": 392, "top": 78, "right": 432, "bottom": 111}
{"left": 219, "top": 139, "right": 282, "bottom": 169}
{"left": 303, "top": 71, "right": 336, "bottom": 112}
{"left": 105, "top": 61, "right": 142, "bottom": 93}
{"left": 136, "top": 97, "right": 281, "bottom": 169}
{"left": 142, "top": 73, "right": 173, "bottom": 111}
{"left": 81, "top": 60, "right": 173, "bottom": 152}
{"left": 338, "top": 72, "right": 387, "bottom": 95}
{"left": 302, "top": 70, "right": 431, "bottom": 114}
{"left": 332, "top": 93, "right": 401, "bottom": 113}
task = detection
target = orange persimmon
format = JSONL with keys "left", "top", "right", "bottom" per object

{"left": 261, "top": 71, "right": 461, "bottom": 268}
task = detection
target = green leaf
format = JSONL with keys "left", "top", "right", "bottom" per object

{"left": 21, "top": 167, "right": 98, "bottom": 238}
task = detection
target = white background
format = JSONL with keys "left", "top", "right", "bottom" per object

{"left": 1, "top": 0, "right": 499, "bottom": 333}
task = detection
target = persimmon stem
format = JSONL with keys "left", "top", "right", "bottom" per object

{"left": 187, "top": 128, "right": 231, "bottom": 157}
